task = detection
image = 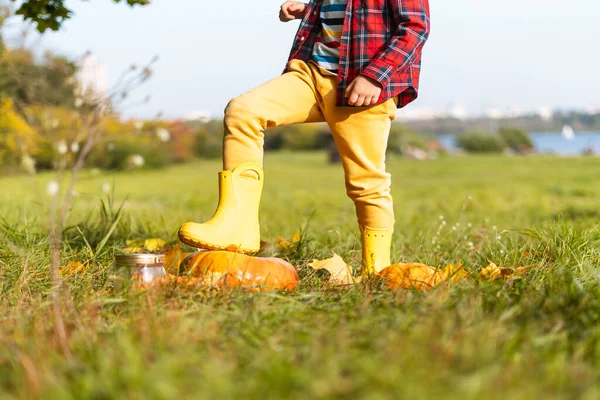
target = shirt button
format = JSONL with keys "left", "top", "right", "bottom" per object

{"left": 300, "top": 36, "right": 305, "bottom": 41}
{"left": 313, "top": 11, "right": 317, "bottom": 15}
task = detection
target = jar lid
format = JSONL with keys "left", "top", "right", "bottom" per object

{"left": 115, "top": 253, "right": 165, "bottom": 266}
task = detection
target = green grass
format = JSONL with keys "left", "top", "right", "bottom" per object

{"left": 2, "top": 152, "right": 600, "bottom": 399}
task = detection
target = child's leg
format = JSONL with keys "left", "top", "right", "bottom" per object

{"left": 179, "top": 60, "right": 324, "bottom": 253}
{"left": 310, "top": 64, "right": 397, "bottom": 273}
{"left": 326, "top": 101, "right": 396, "bottom": 230}
{"left": 327, "top": 102, "right": 397, "bottom": 274}
{"left": 223, "top": 59, "right": 325, "bottom": 170}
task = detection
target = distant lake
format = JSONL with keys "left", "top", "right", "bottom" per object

{"left": 438, "top": 131, "right": 600, "bottom": 155}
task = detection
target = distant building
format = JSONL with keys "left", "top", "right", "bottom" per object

{"left": 396, "top": 107, "right": 441, "bottom": 121}
{"left": 587, "top": 105, "right": 600, "bottom": 114}
{"left": 448, "top": 103, "right": 469, "bottom": 120}
{"left": 76, "top": 51, "right": 108, "bottom": 101}
{"left": 537, "top": 107, "right": 553, "bottom": 122}
{"left": 184, "top": 110, "right": 212, "bottom": 122}
{"left": 506, "top": 105, "right": 523, "bottom": 118}
{"left": 485, "top": 108, "right": 503, "bottom": 119}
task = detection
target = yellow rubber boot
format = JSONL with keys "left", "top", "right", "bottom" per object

{"left": 361, "top": 225, "right": 394, "bottom": 276}
{"left": 178, "top": 163, "right": 263, "bottom": 254}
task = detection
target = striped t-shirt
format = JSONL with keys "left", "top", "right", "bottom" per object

{"left": 312, "top": 0, "right": 348, "bottom": 74}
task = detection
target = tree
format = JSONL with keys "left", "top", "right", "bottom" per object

{"left": 10, "top": 0, "right": 150, "bottom": 32}
{"left": 498, "top": 126, "right": 534, "bottom": 153}
{"left": 0, "top": 48, "right": 77, "bottom": 107}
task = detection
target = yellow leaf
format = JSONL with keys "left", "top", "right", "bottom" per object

{"left": 481, "top": 262, "right": 504, "bottom": 281}
{"left": 121, "top": 247, "right": 144, "bottom": 254}
{"left": 481, "top": 261, "right": 540, "bottom": 282}
{"left": 162, "top": 243, "right": 194, "bottom": 274}
{"left": 442, "top": 262, "right": 468, "bottom": 282}
{"left": 60, "top": 261, "right": 87, "bottom": 278}
{"left": 309, "top": 253, "right": 356, "bottom": 286}
{"left": 379, "top": 263, "right": 447, "bottom": 291}
{"left": 277, "top": 233, "right": 301, "bottom": 251}
{"left": 125, "top": 238, "right": 167, "bottom": 252}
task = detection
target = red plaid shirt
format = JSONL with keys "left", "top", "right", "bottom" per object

{"left": 286, "top": 0, "right": 430, "bottom": 108}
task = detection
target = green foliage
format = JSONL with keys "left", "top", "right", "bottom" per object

{"left": 387, "top": 123, "right": 431, "bottom": 154}
{"left": 12, "top": 0, "right": 150, "bottom": 32}
{"left": 273, "top": 124, "right": 323, "bottom": 151}
{"left": 0, "top": 48, "right": 77, "bottom": 107}
{"left": 457, "top": 127, "right": 535, "bottom": 154}
{"left": 498, "top": 126, "right": 534, "bottom": 151}
{"left": 194, "top": 121, "right": 223, "bottom": 159}
{"left": 89, "top": 139, "right": 168, "bottom": 170}
{"left": 456, "top": 131, "right": 508, "bottom": 153}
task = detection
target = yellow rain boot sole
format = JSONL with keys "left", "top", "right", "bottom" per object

{"left": 178, "top": 231, "right": 259, "bottom": 255}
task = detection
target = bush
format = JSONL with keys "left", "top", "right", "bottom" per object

{"left": 281, "top": 125, "right": 322, "bottom": 150}
{"left": 498, "top": 126, "right": 534, "bottom": 152}
{"left": 194, "top": 129, "right": 222, "bottom": 159}
{"left": 387, "top": 124, "right": 430, "bottom": 155}
{"left": 88, "top": 140, "right": 168, "bottom": 170}
{"left": 456, "top": 131, "right": 507, "bottom": 153}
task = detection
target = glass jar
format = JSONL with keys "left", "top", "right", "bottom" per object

{"left": 114, "top": 253, "right": 166, "bottom": 289}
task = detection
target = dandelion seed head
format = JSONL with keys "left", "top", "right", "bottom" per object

{"left": 156, "top": 128, "right": 171, "bottom": 142}
{"left": 130, "top": 154, "right": 145, "bottom": 167}
{"left": 56, "top": 141, "right": 68, "bottom": 155}
{"left": 47, "top": 181, "right": 59, "bottom": 196}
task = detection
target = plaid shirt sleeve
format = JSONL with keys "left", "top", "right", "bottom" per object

{"left": 360, "top": 0, "right": 430, "bottom": 90}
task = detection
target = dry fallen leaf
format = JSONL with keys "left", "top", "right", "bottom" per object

{"left": 481, "top": 262, "right": 540, "bottom": 282}
{"left": 309, "top": 253, "right": 356, "bottom": 286}
{"left": 481, "top": 262, "right": 504, "bottom": 281}
{"left": 162, "top": 243, "right": 194, "bottom": 274}
{"left": 125, "top": 238, "right": 167, "bottom": 252}
{"left": 277, "top": 233, "right": 301, "bottom": 251}
{"left": 60, "top": 261, "right": 87, "bottom": 278}
{"left": 442, "top": 262, "right": 469, "bottom": 282}
{"left": 378, "top": 263, "right": 447, "bottom": 291}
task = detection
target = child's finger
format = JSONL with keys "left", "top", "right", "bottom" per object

{"left": 348, "top": 91, "right": 359, "bottom": 105}
{"left": 281, "top": 8, "right": 293, "bottom": 20}
{"left": 345, "top": 81, "right": 355, "bottom": 97}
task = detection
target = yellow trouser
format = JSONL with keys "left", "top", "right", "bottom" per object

{"left": 222, "top": 59, "right": 396, "bottom": 230}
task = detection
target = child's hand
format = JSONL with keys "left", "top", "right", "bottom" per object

{"left": 345, "top": 76, "right": 383, "bottom": 107}
{"left": 280, "top": 1, "right": 308, "bottom": 22}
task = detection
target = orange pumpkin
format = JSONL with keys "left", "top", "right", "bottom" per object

{"left": 181, "top": 251, "right": 299, "bottom": 291}
{"left": 378, "top": 263, "right": 447, "bottom": 291}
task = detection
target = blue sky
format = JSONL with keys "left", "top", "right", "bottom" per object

{"left": 4, "top": 0, "right": 600, "bottom": 119}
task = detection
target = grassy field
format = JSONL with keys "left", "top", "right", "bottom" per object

{"left": 2, "top": 152, "right": 600, "bottom": 399}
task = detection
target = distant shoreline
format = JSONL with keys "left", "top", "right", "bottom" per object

{"left": 399, "top": 114, "right": 600, "bottom": 135}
